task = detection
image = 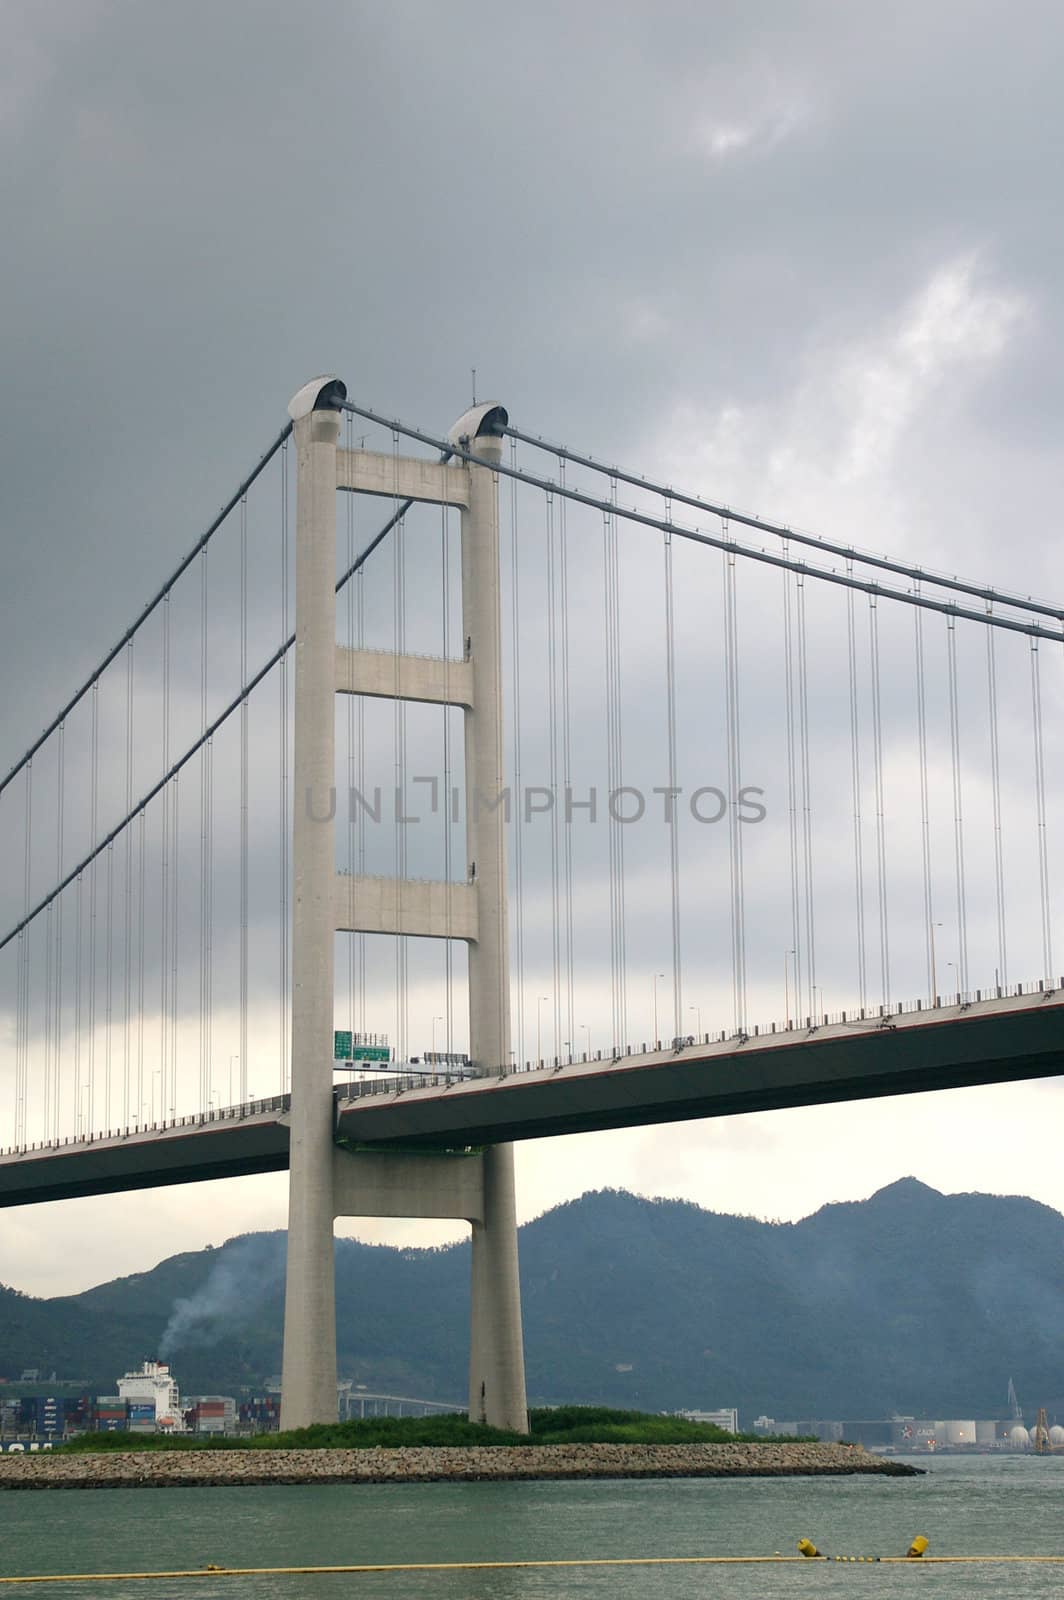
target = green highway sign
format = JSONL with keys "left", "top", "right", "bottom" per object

{"left": 334, "top": 1034, "right": 391, "bottom": 1064}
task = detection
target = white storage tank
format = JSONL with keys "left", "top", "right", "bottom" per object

{"left": 975, "top": 1421, "right": 998, "bottom": 1445}
{"left": 1009, "top": 1425, "right": 1030, "bottom": 1447}
{"left": 945, "top": 1420, "right": 977, "bottom": 1446}
{"left": 1049, "top": 1426, "right": 1064, "bottom": 1447}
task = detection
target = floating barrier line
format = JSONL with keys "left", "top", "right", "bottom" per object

{"left": 4, "top": 1555, "right": 1064, "bottom": 1583}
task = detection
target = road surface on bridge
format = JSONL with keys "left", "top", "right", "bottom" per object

{"left": 1, "top": 989, "right": 1060, "bottom": 1207}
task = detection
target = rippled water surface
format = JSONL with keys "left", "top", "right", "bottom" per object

{"left": 2, "top": 1456, "right": 1063, "bottom": 1598}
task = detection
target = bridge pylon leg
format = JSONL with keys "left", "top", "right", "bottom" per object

{"left": 277, "top": 382, "right": 528, "bottom": 1436}
{"left": 460, "top": 423, "right": 529, "bottom": 1432}
{"left": 279, "top": 382, "right": 344, "bottom": 1432}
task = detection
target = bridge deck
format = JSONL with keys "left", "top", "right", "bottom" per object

{"left": 337, "top": 990, "right": 1064, "bottom": 1148}
{"left": 1, "top": 992, "right": 1061, "bottom": 1207}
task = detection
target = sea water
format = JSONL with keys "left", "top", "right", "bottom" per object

{"left": 1, "top": 1455, "right": 1062, "bottom": 1598}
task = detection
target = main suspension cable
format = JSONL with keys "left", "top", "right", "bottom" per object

{"left": 336, "top": 401, "right": 1063, "bottom": 642}
{"left": 0, "top": 470, "right": 439, "bottom": 956}
{"left": 0, "top": 423, "right": 294, "bottom": 801}
{"left": 502, "top": 423, "right": 1064, "bottom": 623}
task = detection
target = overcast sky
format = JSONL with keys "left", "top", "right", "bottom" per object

{"left": 3, "top": 0, "right": 1064, "bottom": 1297}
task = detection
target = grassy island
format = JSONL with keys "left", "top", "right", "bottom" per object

{"left": 61, "top": 1406, "right": 809, "bottom": 1453}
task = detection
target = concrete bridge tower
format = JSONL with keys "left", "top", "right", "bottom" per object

{"left": 278, "top": 376, "right": 527, "bottom": 1434}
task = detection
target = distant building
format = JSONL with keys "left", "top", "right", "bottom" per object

{"left": 678, "top": 1407, "right": 739, "bottom": 1434}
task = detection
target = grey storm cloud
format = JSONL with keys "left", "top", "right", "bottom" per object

{"left": 3, "top": 0, "right": 1064, "bottom": 1287}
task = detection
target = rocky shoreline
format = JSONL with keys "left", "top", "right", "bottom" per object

{"left": 0, "top": 1441, "right": 920, "bottom": 1490}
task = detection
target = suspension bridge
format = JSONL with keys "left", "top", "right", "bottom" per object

{"left": 0, "top": 376, "right": 1060, "bottom": 1432}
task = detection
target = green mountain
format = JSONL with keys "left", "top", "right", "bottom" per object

{"left": 2, "top": 1179, "right": 1062, "bottom": 1421}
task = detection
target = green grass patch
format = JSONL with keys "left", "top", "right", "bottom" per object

{"left": 60, "top": 1406, "right": 809, "bottom": 1453}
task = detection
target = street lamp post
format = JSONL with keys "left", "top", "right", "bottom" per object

{"left": 784, "top": 949, "right": 796, "bottom": 1025}
{"left": 688, "top": 1004, "right": 702, "bottom": 1039}
{"left": 537, "top": 996, "right": 549, "bottom": 1065}
{"left": 431, "top": 1016, "right": 443, "bottom": 1056}
{"left": 580, "top": 1023, "right": 591, "bottom": 1058}
{"left": 652, "top": 973, "right": 665, "bottom": 1045}
{"left": 930, "top": 922, "right": 943, "bottom": 1004}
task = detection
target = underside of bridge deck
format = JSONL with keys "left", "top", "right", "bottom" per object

{"left": 0, "top": 993, "right": 1060, "bottom": 1208}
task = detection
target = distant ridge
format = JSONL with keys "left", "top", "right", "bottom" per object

{"left": 2, "top": 1180, "right": 1062, "bottom": 1420}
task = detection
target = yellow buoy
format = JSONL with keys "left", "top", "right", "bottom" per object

{"left": 907, "top": 1536, "right": 930, "bottom": 1559}
{"left": 798, "top": 1539, "right": 823, "bottom": 1559}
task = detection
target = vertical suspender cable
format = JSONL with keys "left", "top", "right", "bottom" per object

{"left": 16, "top": 762, "right": 32, "bottom": 1146}
{"left": 664, "top": 516, "right": 683, "bottom": 1042}
{"left": 240, "top": 493, "right": 249, "bottom": 1103}
{"left": 1030, "top": 636, "right": 1054, "bottom": 981}
{"left": 914, "top": 597, "right": 935, "bottom": 1002}
{"left": 199, "top": 550, "right": 209, "bottom": 1110}
{"left": 345, "top": 417, "right": 356, "bottom": 1072}
{"left": 160, "top": 595, "right": 171, "bottom": 1116}
{"left": 508, "top": 439, "right": 525, "bottom": 1063}
{"left": 601, "top": 507, "right": 617, "bottom": 1049}
{"left": 615, "top": 487, "right": 629, "bottom": 1047}
{"left": 945, "top": 614, "right": 969, "bottom": 994}
{"left": 170, "top": 769, "right": 179, "bottom": 1116}
{"left": 73, "top": 868, "right": 83, "bottom": 1132}
{"left": 442, "top": 499, "right": 454, "bottom": 1056}
{"left": 43, "top": 900, "right": 54, "bottom": 1139}
{"left": 136, "top": 808, "right": 145, "bottom": 1121}
{"left": 356, "top": 491, "right": 366, "bottom": 1042}
{"left": 279, "top": 438, "right": 290, "bottom": 1091}
{"left": 391, "top": 430, "right": 408, "bottom": 1063}
{"left": 88, "top": 687, "right": 98, "bottom": 1132}
{"left": 124, "top": 643, "right": 134, "bottom": 1124}
{"left": 846, "top": 569, "right": 868, "bottom": 1011}
{"left": 868, "top": 596, "right": 891, "bottom": 1008}
{"left": 612, "top": 483, "right": 629, "bottom": 1046}
{"left": 782, "top": 553, "right": 803, "bottom": 1018}
{"left": 796, "top": 574, "right": 817, "bottom": 1017}
{"left": 603, "top": 490, "right": 629, "bottom": 1051}
{"left": 985, "top": 612, "right": 1008, "bottom": 989}
{"left": 105, "top": 837, "right": 114, "bottom": 1128}
{"left": 55, "top": 723, "right": 66, "bottom": 1138}
{"left": 722, "top": 535, "right": 746, "bottom": 1034}
{"left": 558, "top": 459, "right": 575, "bottom": 1057}
{"left": 545, "top": 490, "right": 562, "bottom": 1060}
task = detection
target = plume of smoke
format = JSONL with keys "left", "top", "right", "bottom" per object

{"left": 159, "top": 1235, "right": 283, "bottom": 1355}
